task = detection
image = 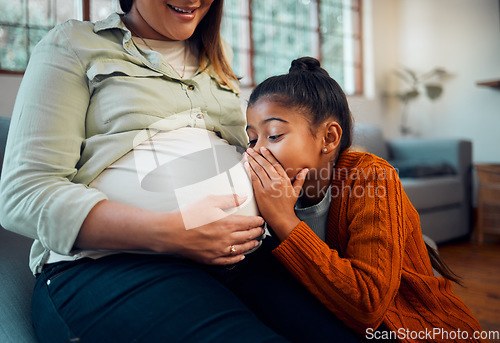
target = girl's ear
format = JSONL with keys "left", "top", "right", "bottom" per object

{"left": 323, "top": 121, "right": 342, "bottom": 153}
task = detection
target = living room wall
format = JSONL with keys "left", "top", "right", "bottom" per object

{"left": 359, "top": 0, "right": 500, "bottom": 164}
{"left": 1, "top": 0, "right": 499, "bottom": 163}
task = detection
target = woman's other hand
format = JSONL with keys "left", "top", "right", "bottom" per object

{"left": 244, "top": 147, "right": 308, "bottom": 241}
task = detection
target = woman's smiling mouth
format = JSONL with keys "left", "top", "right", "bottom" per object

{"left": 167, "top": 4, "right": 196, "bottom": 14}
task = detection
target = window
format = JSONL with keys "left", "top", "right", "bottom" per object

{"left": 1, "top": 0, "right": 363, "bottom": 94}
{"left": 221, "top": 0, "right": 363, "bottom": 94}
{"left": 0, "top": 0, "right": 119, "bottom": 73}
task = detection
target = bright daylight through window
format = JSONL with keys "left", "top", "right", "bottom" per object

{"left": 0, "top": 0, "right": 362, "bottom": 95}
{"left": 0, "top": 0, "right": 120, "bottom": 72}
{"left": 221, "top": 0, "right": 363, "bottom": 94}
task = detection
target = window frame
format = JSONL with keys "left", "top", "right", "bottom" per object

{"left": 224, "top": 0, "right": 364, "bottom": 95}
{"left": 1, "top": 0, "right": 364, "bottom": 96}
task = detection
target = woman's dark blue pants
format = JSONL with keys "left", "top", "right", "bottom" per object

{"left": 31, "top": 237, "right": 359, "bottom": 343}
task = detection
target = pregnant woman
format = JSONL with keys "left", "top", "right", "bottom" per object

{"left": 0, "top": 1, "right": 358, "bottom": 342}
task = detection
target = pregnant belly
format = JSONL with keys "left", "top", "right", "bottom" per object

{"left": 89, "top": 128, "right": 259, "bottom": 228}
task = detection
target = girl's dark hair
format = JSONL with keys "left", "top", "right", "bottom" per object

{"left": 248, "top": 57, "right": 353, "bottom": 152}
{"left": 119, "top": 0, "right": 238, "bottom": 91}
{"left": 119, "top": 0, "right": 133, "bottom": 13}
{"left": 191, "top": 0, "right": 238, "bottom": 90}
{"left": 426, "top": 243, "right": 463, "bottom": 286}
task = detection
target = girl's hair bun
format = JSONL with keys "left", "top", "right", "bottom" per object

{"left": 248, "top": 56, "right": 352, "bottom": 152}
{"left": 289, "top": 57, "right": 329, "bottom": 76}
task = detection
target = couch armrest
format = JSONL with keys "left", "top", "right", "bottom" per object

{"left": 388, "top": 138, "right": 473, "bottom": 236}
{"left": 0, "top": 116, "right": 11, "bottom": 173}
{"left": 389, "top": 139, "right": 473, "bottom": 223}
{"left": 387, "top": 138, "right": 472, "bottom": 178}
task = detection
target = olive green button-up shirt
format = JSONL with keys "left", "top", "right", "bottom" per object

{"left": 0, "top": 13, "right": 248, "bottom": 274}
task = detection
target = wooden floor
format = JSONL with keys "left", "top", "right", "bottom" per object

{"left": 438, "top": 235, "right": 500, "bottom": 342}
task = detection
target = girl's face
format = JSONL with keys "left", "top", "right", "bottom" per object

{"left": 246, "top": 99, "right": 332, "bottom": 181}
{"left": 131, "top": 0, "right": 215, "bottom": 41}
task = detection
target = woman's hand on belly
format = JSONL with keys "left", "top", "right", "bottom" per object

{"left": 76, "top": 195, "right": 264, "bottom": 265}
{"left": 155, "top": 194, "right": 266, "bottom": 265}
{"left": 74, "top": 195, "right": 264, "bottom": 265}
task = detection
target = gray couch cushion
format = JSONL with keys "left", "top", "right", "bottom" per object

{"left": 400, "top": 176, "right": 463, "bottom": 211}
{"left": 0, "top": 116, "right": 38, "bottom": 342}
{"left": 0, "top": 116, "right": 10, "bottom": 172}
{"left": 0, "top": 228, "right": 38, "bottom": 343}
{"left": 390, "top": 160, "right": 456, "bottom": 178}
{"left": 352, "top": 124, "right": 390, "bottom": 160}
{"left": 388, "top": 138, "right": 470, "bottom": 176}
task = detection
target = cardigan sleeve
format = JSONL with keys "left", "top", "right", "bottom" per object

{"left": 273, "top": 162, "right": 406, "bottom": 333}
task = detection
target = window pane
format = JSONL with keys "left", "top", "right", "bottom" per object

{"left": 251, "top": 0, "right": 319, "bottom": 84}
{"left": 0, "top": 0, "right": 80, "bottom": 72}
{"left": 0, "top": 26, "right": 28, "bottom": 71}
{"left": 203, "top": 0, "right": 363, "bottom": 93}
{"left": 221, "top": 0, "right": 251, "bottom": 86}
{"left": 0, "top": 0, "right": 26, "bottom": 25}
{"left": 28, "top": 0, "right": 80, "bottom": 26}
{"left": 29, "top": 27, "right": 51, "bottom": 54}
{"left": 320, "top": 0, "right": 345, "bottom": 86}
{"left": 90, "top": 0, "right": 121, "bottom": 22}
{"left": 320, "top": 0, "right": 361, "bottom": 94}
{"left": 29, "top": 0, "right": 53, "bottom": 26}
{"left": 55, "top": 0, "right": 81, "bottom": 23}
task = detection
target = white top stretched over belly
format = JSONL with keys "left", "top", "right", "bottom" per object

{"left": 46, "top": 128, "right": 259, "bottom": 264}
{"left": 89, "top": 127, "right": 258, "bottom": 220}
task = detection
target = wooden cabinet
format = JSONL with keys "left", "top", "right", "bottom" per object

{"left": 476, "top": 164, "right": 500, "bottom": 243}
{"left": 476, "top": 80, "right": 500, "bottom": 89}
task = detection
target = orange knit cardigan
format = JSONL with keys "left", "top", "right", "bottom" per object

{"left": 273, "top": 151, "right": 486, "bottom": 342}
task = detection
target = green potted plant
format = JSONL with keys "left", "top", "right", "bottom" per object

{"left": 393, "top": 67, "right": 448, "bottom": 135}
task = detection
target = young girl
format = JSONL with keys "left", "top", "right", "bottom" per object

{"left": 244, "top": 57, "right": 485, "bottom": 342}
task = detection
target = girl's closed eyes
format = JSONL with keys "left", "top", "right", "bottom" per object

{"left": 247, "top": 117, "right": 288, "bottom": 146}
{"left": 248, "top": 134, "right": 284, "bottom": 147}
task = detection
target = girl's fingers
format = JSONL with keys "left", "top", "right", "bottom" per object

{"left": 245, "top": 153, "right": 274, "bottom": 186}
{"left": 244, "top": 160, "right": 264, "bottom": 190}
{"left": 259, "top": 147, "right": 288, "bottom": 178}
{"left": 293, "top": 168, "right": 309, "bottom": 194}
{"left": 246, "top": 148, "right": 280, "bottom": 180}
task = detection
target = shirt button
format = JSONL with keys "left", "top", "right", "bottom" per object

{"left": 196, "top": 113, "right": 204, "bottom": 119}
{"left": 187, "top": 85, "right": 195, "bottom": 91}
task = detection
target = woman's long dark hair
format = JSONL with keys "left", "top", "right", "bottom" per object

{"left": 248, "top": 57, "right": 462, "bottom": 285}
{"left": 119, "top": 0, "right": 238, "bottom": 90}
